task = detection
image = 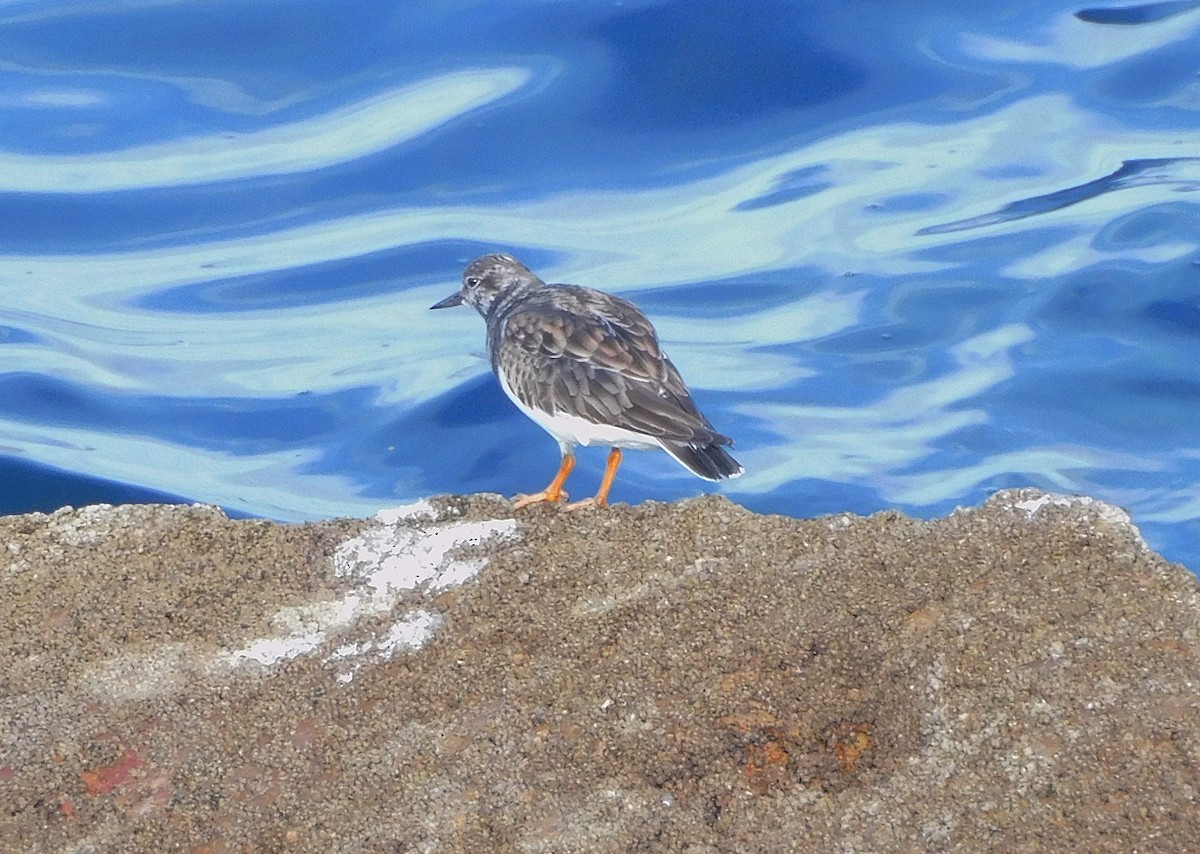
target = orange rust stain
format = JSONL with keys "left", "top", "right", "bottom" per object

{"left": 741, "top": 739, "right": 790, "bottom": 794}
{"left": 758, "top": 741, "right": 789, "bottom": 768}
{"left": 80, "top": 747, "right": 142, "bottom": 795}
{"left": 828, "top": 722, "right": 873, "bottom": 774}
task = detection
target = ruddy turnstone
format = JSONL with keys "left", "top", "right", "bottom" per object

{"left": 431, "top": 253, "right": 743, "bottom": 509}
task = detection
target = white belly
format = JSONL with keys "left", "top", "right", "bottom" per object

{"left": 497, "top": 372, "right": 662, "bottom": 451}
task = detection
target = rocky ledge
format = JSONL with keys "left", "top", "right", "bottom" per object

{"left": 1, "top": 489, "right": 1197, "bottom": 853}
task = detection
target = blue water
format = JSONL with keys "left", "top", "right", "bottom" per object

{"left": 1, "top": 1, "right": 1198, "bottom": 572}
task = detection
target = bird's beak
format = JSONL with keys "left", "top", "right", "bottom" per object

{"left": 430, "top": 291, "right": 465, "bottom": 310}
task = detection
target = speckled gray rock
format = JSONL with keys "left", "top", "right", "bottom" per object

{"left": 0, "top": 490, "right": 1196, "bottom": 853}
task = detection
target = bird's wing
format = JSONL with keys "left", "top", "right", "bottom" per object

{"left": 497, "top": 291, "right": 728, "bottom": 445}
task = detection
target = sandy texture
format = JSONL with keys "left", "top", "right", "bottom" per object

{"left": 1, "top": 490, "right": 1197, "bottom": 853}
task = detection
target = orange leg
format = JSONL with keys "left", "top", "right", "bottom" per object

{"left": 566, "top": 448, "right": 622, "bottom": 511}
{"left": 512, "top": 452, "right": 575, "bottom": 509}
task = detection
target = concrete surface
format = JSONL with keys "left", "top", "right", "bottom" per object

{"left": 1, "top": 489, "right": 1196, "bottom": 853}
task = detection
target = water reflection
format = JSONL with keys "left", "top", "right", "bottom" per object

{"left": 1077, "top": 2, "right": 1200, "bottom": 26}
{"left": 921, "top": 158, "right": 1200, "bottom": 235}
{"left": 740, "top": 325, "right": 1031, "bottom": 492}
{"left": 0, "top": 70, "right": 532, "bottom": 191}
{"left": 0, "top": 1, "right": 1197, "bottom": 571}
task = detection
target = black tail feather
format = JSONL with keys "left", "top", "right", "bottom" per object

{"left": 664, "top": 441, "right": 744, "bottom": 481}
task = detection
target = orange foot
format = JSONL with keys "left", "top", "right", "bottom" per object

{"left": 511, "top": 453, "right": 575, "bottom": 510}
{"left": 564, "top": 495, "right": 606, "bottom": 511}
{"left": 512, "top": 489, "right": 568, "bottom": 510}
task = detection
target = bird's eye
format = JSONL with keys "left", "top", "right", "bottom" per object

{"left": 465, "top": 276, "right": 481, "bottom": 289}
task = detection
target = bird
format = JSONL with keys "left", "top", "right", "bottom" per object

{"left": 431, "top": 253, "right": 743, "bottom": 509}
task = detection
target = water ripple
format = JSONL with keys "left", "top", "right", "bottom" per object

{"left": 0, "top": 1, "right": 1198, "bottom": 571}
{"left": 0, "top": 69, "right": 532, "bottom": 191}
{"left": 919, "top": 158, "right": 1200, "bottom": 235}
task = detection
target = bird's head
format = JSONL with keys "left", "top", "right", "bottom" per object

{"left": 430, "top": 253, "right": 543, "bottom": 318}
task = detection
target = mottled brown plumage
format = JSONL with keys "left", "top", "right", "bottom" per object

{"left": 431, "top": 253, "right": 742, "bottom": 507}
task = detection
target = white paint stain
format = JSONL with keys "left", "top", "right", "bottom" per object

{"left": 329, "top": 610, "right": 445, "bottom": 683}
{"left": 224, "top": 503, "right": 518, "bottom": 677}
